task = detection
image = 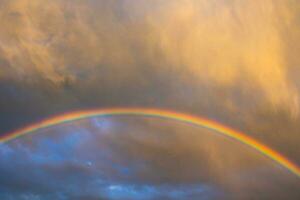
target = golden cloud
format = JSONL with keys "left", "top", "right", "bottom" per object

{"left": 0, "top": 0, "right": 299, "bottom": 113}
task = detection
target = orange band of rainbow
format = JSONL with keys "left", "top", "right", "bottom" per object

{"left": 1, "top": 108, "right": 299, "bottom": 177}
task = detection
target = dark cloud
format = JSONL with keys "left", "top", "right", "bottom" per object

{"left": 0, "top": 117, "right": 299, "bottom": 199}
{"left": 0, "top": 0, "right": 300, "bottom": 199}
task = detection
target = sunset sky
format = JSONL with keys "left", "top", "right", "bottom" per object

{"left": 0, "top": 0, "right": 300, "bottom": 199}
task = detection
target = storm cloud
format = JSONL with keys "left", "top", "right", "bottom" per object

{"left": 1, "top": 117, "right": 299, "bottom": 199}
{"left": 0, "top": 0, "right": 300, "bottom": 199}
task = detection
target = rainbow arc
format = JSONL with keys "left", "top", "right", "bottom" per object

{"left": 1, "top": 108, "right": 299, "bottom": 178}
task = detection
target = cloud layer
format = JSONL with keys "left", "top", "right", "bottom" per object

{"left": 0, "top": 0, "right": 299, "bottom": 107}
{"left": 0, "top": 1, "right": 300, "bottom": 198}
{"left": 1, "top": 117, "right": 299, "bottom": 199}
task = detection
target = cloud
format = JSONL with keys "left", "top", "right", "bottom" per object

{"left": 151, "top": 0, "right": 299, "bottom": 109}
{"left": 0, "top": 117, "right": 299, "bottom": 199}
{"left": 0, "top": 1, "right": 299, "bottom": 198}
{"left": 0, "top": 0, "right": 299, "bottom": 109}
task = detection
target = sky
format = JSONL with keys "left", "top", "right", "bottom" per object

{"left": 0, "top": 0, "right": 300, "bottom": 199}
{"left": 1, "top": 117, "right": 299, "bottom": 199}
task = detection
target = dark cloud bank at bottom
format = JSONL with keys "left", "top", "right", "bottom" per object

{"left": 0, "top": 116, "right": 299, "bottom": 200}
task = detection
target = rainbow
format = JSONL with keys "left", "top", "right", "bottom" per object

{"left": 1, "top": 107, "right": 299, "bottom": 178}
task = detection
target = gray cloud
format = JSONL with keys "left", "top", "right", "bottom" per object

{"left": 0, "top": 0, "right": 300, "bottom": 198}
{"left": 1, "top": 117, "right": 299, "bottom": 199}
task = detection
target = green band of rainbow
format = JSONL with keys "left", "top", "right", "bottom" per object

{"left": 1, "top": 107, "right": 299, "bottom": 177}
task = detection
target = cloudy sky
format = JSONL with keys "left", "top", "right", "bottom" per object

{"left": 0, "top": 0, "right": 300, "bottom": 199}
